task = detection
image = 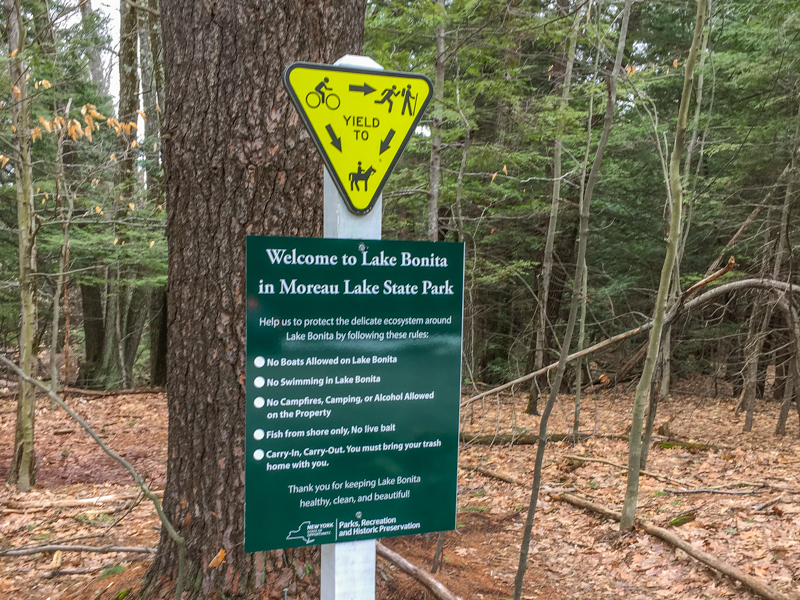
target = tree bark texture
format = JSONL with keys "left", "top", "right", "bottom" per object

{"left": 144, "top": 2, "right": 366, "bottom": 598}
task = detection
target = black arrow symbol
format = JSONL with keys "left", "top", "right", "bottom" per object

{"left": 349, "top": 83, "right": 376, "bottom": 95}
{"left": 326, "top": 124, "right": 342, "bottom": 152}
{"left": 380, "top": 129, "right": 396, "bottom": 154}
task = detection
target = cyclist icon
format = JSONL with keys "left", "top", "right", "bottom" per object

{"left": 306, "top": 78, "right": 340, "bottom": 110}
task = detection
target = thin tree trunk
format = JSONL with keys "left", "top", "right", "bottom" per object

{"left": 149, "top": 289, "right": 168, "bottom": 386}
{"left": 431, "top": 531, "right": 446, "bottom": 573}
{"left": 50, "top": 100, "right": 74, "bottom": 407}
{"left": 528, "top": 4, "right": 580, "bottom": 415}
{"left": 514, "top": 3, "right": 634, "bottom": 597}
{"left": 775, "top": 357, "right": 797, "bottom": 435}
{"left": 5, "top": 0, "right": 38, "bottom": 491}
{"left": 573, "top": 258, "right": 587, "bottom": 436}
{"left": 646, "top": 2, "right": 712, "bottom": 450}
{"left": 139, "top": 3, "right": 167, "bottom": 386}
{"left": 620, "top": 0, "right": 708, "bottom": 530}
{"left": 454, "top": 57, "right": 469, "bottom": 244}
{"left": 428, "top": 0, "right": 445, "bottom": 242}
{"left": 742, "top": 106, "right": 796, "bottom": 426}
{"left": 80, "top": 0, "right": 107, "bottom": 94}
{"left": 77, "top": 0, "right": 110, "bottom": 389}
{"left": 742, "top": 307, "right": 771, "bottom": 430}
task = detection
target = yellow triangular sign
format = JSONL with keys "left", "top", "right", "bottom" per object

{"left": 284, "top": 62, "right": 433, "bottom": 215}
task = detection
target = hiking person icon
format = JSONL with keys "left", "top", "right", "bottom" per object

{"left": 401, "top": 84, "right": 418, "bottom": 116}
{"left": 349, "top": 161, "right": 376, "bottom": 191}
{"left": 374, "top": 85, "right": 398, "bottom": 112}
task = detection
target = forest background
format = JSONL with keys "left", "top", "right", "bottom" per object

{"left": 0, "top": 0, "right": 799, "bottom": 598}
{"left": 2, "top": 0, "right": 796, "bottom": 435}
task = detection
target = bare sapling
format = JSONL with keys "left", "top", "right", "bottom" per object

{"left": 620, "top": 0, "right": 708, "bottom": 531}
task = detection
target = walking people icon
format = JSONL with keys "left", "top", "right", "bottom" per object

{"left": 374, "top": 85, "right": 399, "bottom": 112}
{"left": 401, "top": 84, "right": 418, "bottom": 116}
{"left": 349, "top": 161, "right": 376, "bottom": 191}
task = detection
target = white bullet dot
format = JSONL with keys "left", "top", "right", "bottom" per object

{"left": 254, "top": 429, "right": 265, "bottom": 440}
{"left": 254, "top": 397, "right": 265, "bottom": 408}
{"left": 254, "top": 356, "right": 266, "bottom": 368}
{"left": 253, "top": 449, "right": 265, "bottom": 461}
{"left": 254, "top": 376, "right": 265, "bottom": 388}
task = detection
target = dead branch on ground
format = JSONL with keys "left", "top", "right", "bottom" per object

{"left": 1, "top": 544, "right": 155, "bottom": 557}
{"left": 562, "top": 455, "right": 692, "bottom": 487}
{"left": 663, "top": 487, "right": 758, "bottom": 496}
{"left": 376, "top": 541, "right": 464, "bottom": 600}
{"left": 553, "top": 492, "right": 796, "bottom": 600}
{"left": 460, "top": 463, "right": 526, "bottom": 486}
{"left": 1, "top": 491, "right": 163, "bottom": 510}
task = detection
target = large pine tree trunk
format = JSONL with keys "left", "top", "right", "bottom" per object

{"left": 144, "top": 2, "right": 365, "bottom": 597}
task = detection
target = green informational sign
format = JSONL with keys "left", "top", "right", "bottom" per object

{"left": 245, "top": 236, "right": 464, "bottom": 552}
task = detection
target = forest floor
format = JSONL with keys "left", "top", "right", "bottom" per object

{"left": 0, "top": 377, "right": 799, "bottom": 600}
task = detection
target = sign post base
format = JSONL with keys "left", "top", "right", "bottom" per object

{"left": 321, "top": 540, "right": 376, "bottom": 600}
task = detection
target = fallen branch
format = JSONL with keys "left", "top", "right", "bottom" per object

{"left": 754, "top": 494, "right": 786, "bottom": 512}
{"left": 46, "top": 566, "right": 108, "bottom": 578}
{"left": 460, "top": 432, "right": 589, "bottom": 445}
{"left": 563, "top": 455, "right": 692, "bottom": 487}
{"left": 664, "top": 487, "right": 758, "bottom": 496}
{"left": 553, "top": 492, "right": 795, "bottom": 600}
{"left": 0, "top": 386, "right": 162, "bottom": 399}
{"left": 376, "top": 541, "right": 464, "bottom": 600}
{"left": 656, "top": 440, "right": 714, "bottom": 451}
{"left": 1, "top": 544, "right": 155, "bottom": 557}
{"left": 612, "top": 342, "right": 648, "bottom": 384}
{"left": 2, "top": 491, "right": 162, "bottom": 510}
{"left": 462, "top": 277, "right": 800, "bottom": 408}
{"left": 460, "top": 463, "right": 526, "bottom": 486}
{"left": 462, "top": 324, "right": 652, "bottom": 408}
{"left": 60, "top": 386, "right": 163, "bottom": 397}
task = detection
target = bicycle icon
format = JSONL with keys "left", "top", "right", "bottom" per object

{"left": 306, "top": 78, "right": 340, "bottom": 110}
{"left": 305, "top": 90, "right": 340, "bottom": 109}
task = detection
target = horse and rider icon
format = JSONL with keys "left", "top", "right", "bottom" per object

{"left": 374, "top": 84, "right": 417, "bottom": 116}
{"left": 350, "top": 162, "right": 376, "bottom": 191}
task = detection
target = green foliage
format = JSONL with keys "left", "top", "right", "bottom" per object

{"left": 0, "top": 1, "right": 166, "bottom": 388}
{"left": 366, "top": 0, "right": 800, "bottom": 384}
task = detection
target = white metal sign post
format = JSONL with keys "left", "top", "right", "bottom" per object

{"left": 320, "top": 54, "right": 383, "bottom": 600}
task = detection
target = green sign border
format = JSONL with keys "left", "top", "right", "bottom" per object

{"left": 245, "top": 236, "right": 464, "bottom": 552}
